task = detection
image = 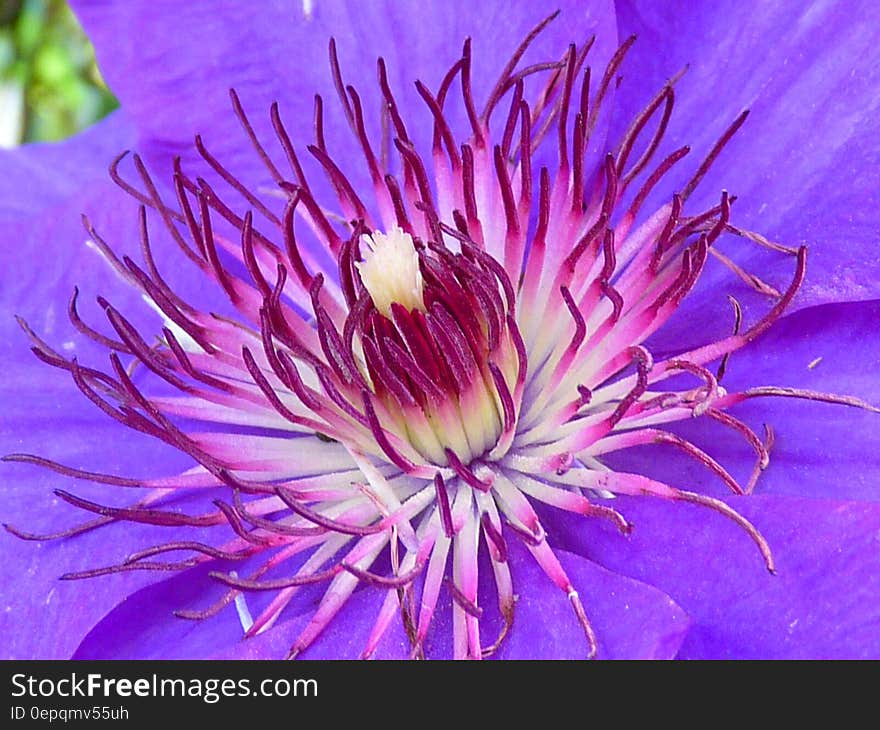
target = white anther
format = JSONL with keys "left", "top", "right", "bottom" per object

{"left": 230, "top": 571, "right": 254, "bottom": 634}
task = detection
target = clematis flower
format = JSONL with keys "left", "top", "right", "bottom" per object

{"left": 2, "top": 0, "right": 880, "bottom": 660}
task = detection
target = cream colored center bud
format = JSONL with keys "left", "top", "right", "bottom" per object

{"left": 356, "top": 227, "right": 425, "bottom": 317}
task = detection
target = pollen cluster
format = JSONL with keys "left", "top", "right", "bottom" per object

{"left": 356, "top": 227, "right": 425, "bottom": 317}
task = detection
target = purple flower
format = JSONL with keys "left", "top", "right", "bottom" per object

{"left": 2, "top": 0, "right": 879, "bottom": 660}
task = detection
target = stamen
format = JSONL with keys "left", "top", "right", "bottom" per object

{"left": 209, "top": 568, "right": 340, "bottom": 591}
{"left": 568, "top": 590, "right": 599, "bottom": 660}
{"left": 681, "top": 110, "right": 749, "bottom": 201}
{"left": 444, "top": 577, "right": 483, "bottom": 618}
{"left": 3, "top": 515, "right": 113, "bottom": 541}
{"left": 445, "top": 449, "right": 493, "bottom": 492}
{"left": 2, "top": 453, "right": 142, "bottom": 487}
{"left": 54, "top": 489, "right": 223, "bottom": 527}
{"left": 339, "top": 560, "right": 425, "bottom": 588}
{"left": 482, "top": 9, "right": 561, "bottom": 121}
{"left": 480, "top": 511, "right": 509, "bottom": 562}
{"left": 716, "top": 295, "right": 743, "bottom": 382}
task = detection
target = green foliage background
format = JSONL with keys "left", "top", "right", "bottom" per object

{"left": 0, "top": 0, "right": 117, "bottom": 145}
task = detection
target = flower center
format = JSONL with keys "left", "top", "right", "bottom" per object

{"left": 7, "top": 10, "right": 876, "bottom": 663}
{"left": 348, "top": 232, "right": 523, "bottom": 469}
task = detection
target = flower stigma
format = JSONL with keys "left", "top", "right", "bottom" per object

{"left": 356, "top": 228, "right": 425, "bottom": 317}
{"left": 6, "top": 11, "right": 879, "bottom": 661}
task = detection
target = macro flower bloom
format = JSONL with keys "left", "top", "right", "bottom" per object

{"left": 2, "top": 1, "right": 880, "bottom": 660}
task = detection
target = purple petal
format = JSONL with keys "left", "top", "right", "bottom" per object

{"left": 714, "top": 299, "right": 880, "bottom": 501}
{"left": 612, "top": 1, "right": 880, "bottom": 345}
{"left": 209, "top": 586, "right": 411, "bottom": 661}
{"left": 0, "top": 347, "right": 203, "bottom": 658}
{"left": 0, "top": 181, "right": 154, "bottom": 330}
{"left": 71, "top": 562, "right": 297, "bottom": 660}
{"left": 485, "top": 541, "right": 689, "bottom": 660}
{"left": 551, "top": 494, "right": 880, "bottom": 659}
{"left": 235, "top": 540, "right": 691, "bottom": 660}
{"left": 71, "top": 1, "right": 617, "bottom": 187}
{"left": 0, "top": 111, "right": 134, "bottom": 223}
{"left": 75, "top": 537, "right": 688, "bottom": 660}
{"left": 0, "top": 121, "right": 237, "bottom": 661}
{"left": 627, "top": 299, "right": 880, "bottom": 503}
{"left": 0, "top": 108, "right": 151, "bottom": 323}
